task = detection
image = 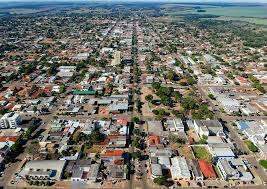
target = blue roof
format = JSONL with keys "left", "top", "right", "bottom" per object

{"left": 237, "top": 121, "right": 249, "bottom": 131}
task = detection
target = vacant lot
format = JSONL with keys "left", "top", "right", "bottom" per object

{"left": 140, "top": 86, "right": 156, "bottom": 117}
{"left": 178, "top": 145, "right": 194, "bottom": 159}
{"left": 192, "top": 146, "right": 212, "bottom": 163}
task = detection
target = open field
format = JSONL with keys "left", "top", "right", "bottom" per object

{"left": 173, "top": 6, "right": 267, "bottom": 18}
{"left": 214, "top": 16, "right": 267, "bottom": 26}
{"left": 166, "top": 5, "right": 267, "bottom": 26}
{"left": 0, "top": 8, "right": 52, "bottom": 15}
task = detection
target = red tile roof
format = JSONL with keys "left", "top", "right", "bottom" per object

{"left": 148, "top": 135, "right": 160, "bottom": 146}
{"left": 103, "top": 149, "right": 124, "bottom": 157}
{"left": 198, "top": 160, "right": 217, "bottom": 179}
{"left": 235, "top": 76, "right": 249, "bottom": 84}
{"left": 117, "top": 118, "right": 128, "bottom": 125}
{"left": 114, "top": 159, "right": 124, "bottom": 165}
{"left": 0, "top": 136, "right": 18, "bottom": 143}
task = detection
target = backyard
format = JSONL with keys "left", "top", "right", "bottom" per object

{"left": 192, "top": 146, "right": 212, "bottom": 163}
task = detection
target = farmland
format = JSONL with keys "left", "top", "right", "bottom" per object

{"left": 183, "top": 6, "right": 267, "bottom": 18}
{"left": 165, "top": 5, "right": 267, "bottom": 26}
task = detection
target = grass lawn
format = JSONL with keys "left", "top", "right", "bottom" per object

{"left": 259, "top": 160, "right": 267, "bottom": 169}
{"left": 193, "top": 146, "right": 212, "bottom": 163}
{"left": 245, "top": 140, "right": 259, "bottom": 153}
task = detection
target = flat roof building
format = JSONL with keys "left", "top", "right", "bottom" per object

{"left": 170, "top": 157, "right": 191, "bottom": 180}
{"left": 20, "top": 160, "right": 66, "bottom": 181}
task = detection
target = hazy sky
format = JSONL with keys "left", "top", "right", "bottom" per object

{"left": 1, "top": 0, "right": 267, "bottom": 3}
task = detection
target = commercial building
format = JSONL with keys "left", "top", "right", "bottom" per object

{"left": 208, "top": 144, "right": 235, "bottom": 162}
{"left": 165, "top": 119, "right": 184, "bottom": 132}
{"left": 0, "top": 112, "right": 22, "bottom": 129}
{"left": 71, "top": 163, "right": 100, "bottom": 182}
{"left": 170, "top": 157, "right": 191, "bottom": 180}
{"left": 151, "top": 163, "right": 163, "bottom": 179}
{"left": 193, "top": 120, "right": 224, "bottom": 137}
{"left": 216, "top": 159, "right": 253, "bottom": 181}
{"left": 19, "top": 160, "right": 66, "bottom": 181}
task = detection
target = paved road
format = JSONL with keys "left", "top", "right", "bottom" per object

{"left": 128, "top": 19, "right": 138, "bottom": 189}
{"left": 246, "top": 156, "right": 267, "bottom": 184}
{"left": 197, "top": 84, "right": 267, "bottom": 185}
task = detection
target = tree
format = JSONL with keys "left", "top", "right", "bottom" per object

{"left": 76, "top": 61, "right": 87, "bottom": 71}
{"left": 160, "top": 96, "right": 173, "bottom": 107}
{"left": 152, "top": 109, "right": 159, "bottom": 115}
{"left": 192, "top": 104, "right": 214, "bottom": 120}
{"left": 145, "top": 94, "right": 153, "bottom": 102}
{"left": 59, "top": 84, "right": 66, "bottom": 93}
{"left": 90, "top": 129, "right": 105, "bottom": 143}
{"left": 132, "top": 117, "right": 140, "bottom": 124}
{"left": 33, "top": 106, "right": 37, "bottom": 113}
{"left": 152, "top": 82, "right": 161, "bottom": 90}
{"left": 173, "top": 91, "right": 182, "bottom": 101}
{"left": 227, "top": 72, "right": 234, "bottom": 79}
{"left": 132, "top": 137, "right": 142, "bottom": 149}
{"left": 132, "top": 151, "right": 141, "bottom": 159}
{"left": 154, "top": 176, "right": 167, "bottom": 185}
{"left": 133, "top": 128, "right": 141, "bottom": 136}
{"left": 48, "top": 64, "right": 57, "bottom": 76}
{"left": 166, "top": 70, "right": 176, "bottom": 81}
{"left": 26, "top": 141, "right": 40, "bottom": 157}
{"left": 174, "top": 59, "right": 181, "bottom": 67}
{"left": 187, "top": 76, "right": 196, "bottom": 85}
{"left": 168, "top": 134, "right": 186, "bottom": 145}
{"left": 208, "top": 93, "right": 215, "bottom": 100}
{"left": 181, "top": 96, "right": 198, "bottom": 110}
{"left": 198, "top": 135, "right": 208, "bottom": 144}
{"left": 136, "top": 99, "right": 143, "bottom": 113}
{"left": 171, "top": 110, "right": 183, "bottom": 118}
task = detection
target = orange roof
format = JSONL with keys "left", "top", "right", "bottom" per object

{"left": 107, "top": 77, "right": 113, "bottom": 82}
{"left": 31, "top": 90, "right": 42, "bottom": 99}
{"left": 148, "top": 135, "right": 160, "bottom": 146}
{"left": 63, "top": 127, "right": 69, "bottom": 133}
{"left": 107, "top": 135, "right": 120, "bottom": 140}
{"left": 103, "top": 149, "right": 124, "bottom": 157}
{"left": 105, "top": 88, "right": 112, "bottom": 94}
{"left": 198, "top": 160, "right": 217, "bottom": 179}
{"left": 97, "top": 138, "right": 110, "bottom": 146}
{"left": 44, "top": 85, "right": 52, "bottom": 90}
{"left": 114, "top": 159, "right": 124, "bottom": 165}
{"left": 236, "top": 76, "right": 249, "bottom": 84}
{"left": 76, "top": 84, "right": 83, "bottom": 90}
{"left": 5, "top": 104, "right": 14, "bottom": 110}
{"left": 117, "top": 118, "right": 128, "bottom": 125}
{"left": 0, "top": 136, "right": 18, "bottom": 143}
{"left": 8, "top": 96, "right": 17, "bottom": 102}
{"left": 99, "top": 108, "right": 109, "bottom": 115}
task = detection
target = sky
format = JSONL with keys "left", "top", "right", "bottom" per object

{"left": 0, "top": 0, "right": 267, "bottom": 2}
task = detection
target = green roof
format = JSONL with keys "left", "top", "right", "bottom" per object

{"left": 73, "top": 90, "right": 96, "bottom": 95}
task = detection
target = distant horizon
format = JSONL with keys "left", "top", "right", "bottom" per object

{"left": 0, "top": 0, "right": 267, "bottom": 4}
